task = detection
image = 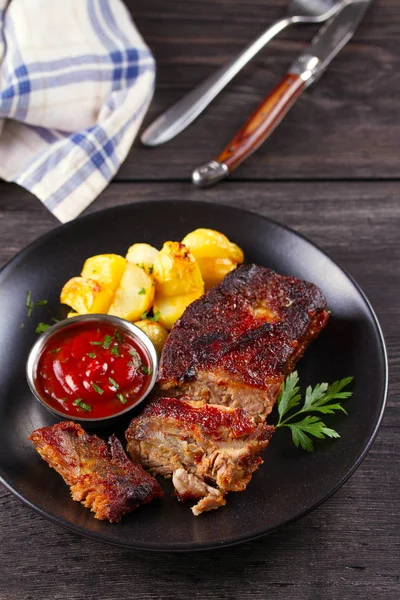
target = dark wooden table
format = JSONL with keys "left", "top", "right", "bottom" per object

{"left": 1, "top": 1, "right": 399, "bottom": 598}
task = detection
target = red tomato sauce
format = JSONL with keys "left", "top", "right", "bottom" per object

{"left": 36, "top": 322, "right": 152, "bottom": 419}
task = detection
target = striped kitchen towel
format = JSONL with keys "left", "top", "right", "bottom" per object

{"left": 0, "top": 0, "right": 155, "bottom": 222}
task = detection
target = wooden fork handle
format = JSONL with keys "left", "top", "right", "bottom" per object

{"left": 192, "top": 73, "right": 306, "bottom": 186}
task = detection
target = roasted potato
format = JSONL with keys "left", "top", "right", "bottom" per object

{"left": 108, "top": 262, "right": 155, "bottom": 322}
{"left": 134, "top": 319, "right": 169, "bottom": 356}
{"left": 125, "top": 243, "right": 158, "bottom": 275}
{"left": 196, "top": 257, "right": 237, "bottom": 290}
{"left": 60, "top": 277, "right": 114, "bottom": 314}
{"left": 80, "top": 254, "right": 126, "bottom": 292}
{"left": 153, "top": 289, "right": 202, "bottom": 330}
{"left": 153, "top": 241, "right": 204, "bottom": 297}
{"left": 182, "top": 229, "right": 244, "bottom": 263}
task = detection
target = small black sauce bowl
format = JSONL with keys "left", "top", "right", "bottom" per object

{"left": 26, "top": 314, "right": 158, "bottom": 428}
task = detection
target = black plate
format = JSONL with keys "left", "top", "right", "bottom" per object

{"left": 0, "top": 200, "right": 387, "bottom": 551}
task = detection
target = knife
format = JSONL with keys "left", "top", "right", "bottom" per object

{"left": 191, "top": 0, "right": 371, "bottom": 187}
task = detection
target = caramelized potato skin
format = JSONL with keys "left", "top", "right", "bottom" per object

{"left": 60, "top": 277, "right": 114, "bottom": 314}
{"left": 108, "top": 263, "right": 155, "bottom": 322}
{"left": 153, "top": 242, "right": 204, "bottom": 297}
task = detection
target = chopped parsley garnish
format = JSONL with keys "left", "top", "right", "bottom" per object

{"left": 35, "top": 299, "right": 48, "bottom": 306}
{"left": 91, "top": 382, "right": 104, "bottom": 395}
{"left": 51, "top": 317, "right": 60, "bottom": 323}
{"left": 108, "top": 377, "right": 119, "bottom": 390}
{"left": 86, "top": 352, "right": 97, "bottom": 358}
{"left": 73, "top": 398, "right": 92, "bottom": 412}
{"left": 102, "top": 334, "right": 113, "bottom": 349}
{"left": 148, "top": 265, "right": 154, "bottom": 275}
{"left": 35, "top": 322, "right": 51, "bottom": 334}
{"left": 52, "top": 347, "right": 61, "bottom": 354}
{"left": 110, "top": 346, "right": 119, "bottom": 358}
{"left": 26, "top": 290, "right": 34, "bottom": 317}
{"left": 114, "top": 330, "right": 122, "bottom": 342}
{"left": 90, "top": 341, "right": 102, "bottom": 346}
{"left": 138, "top": 288, "right": 146, "bottom": 295}
{"left": 140, "top": 310, "right": 160, "bottom": 322}
{"left": 141, "top": 365, "right": 152, "bottom": 375}
{"left": 117, "top": 393, "right": 127, "bottom": 404}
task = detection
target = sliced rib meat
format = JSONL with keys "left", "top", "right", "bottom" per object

{"left": 29, "top": 421, "right": 163, "bottom": 522}
{"left": 125, "top": 396, "right": 273, "bottom": 515}
{"left": 158, "top": 264, "right": 329, "bottom": 419}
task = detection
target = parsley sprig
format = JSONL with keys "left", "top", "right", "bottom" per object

{"left": 275, "top": 371, "right": 353, "bottom": 452}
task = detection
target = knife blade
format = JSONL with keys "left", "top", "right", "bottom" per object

{"left": 192, "top": 0, "right": 372, "bottom": 187}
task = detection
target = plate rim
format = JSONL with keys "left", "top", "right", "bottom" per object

{"left": 0, "top": 199, "right": 389, "bottom": 552}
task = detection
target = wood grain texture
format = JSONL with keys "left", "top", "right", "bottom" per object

{"left": 115, "top": 0, "right": 400, "bottom": 180}
{"left": 0, "top": 180, "right": 399, "bottom": 600}
{"left": 0, "top": 0, "right": 399, "bottom": 597}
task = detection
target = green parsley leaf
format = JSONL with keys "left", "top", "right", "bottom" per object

{"left": 51, "top": 318, "right": 60, "bottom": 323}
{"left": 148, "top": 265, "right": 154, "bottom": 275}
{"left": 113, "top": 330, "right": 122, "bottom": 342}
{"left": 91, "top": 382, "right": 104, "bottom": 395}
{"left": 141, "top": 311, "right": 148, "bottom": 320}
{"left": 102, "top": 334, "right": 113, "bottom": 349}
{"left": 110, "top": 346, "right": 119, "bottom": 358}
{"left": 141, "top": 365, "right": 152, "bottom": 375}
{"left": 275, "top": 371, "right": 353, "bottom": 452}
{"left": 52, "top": 347, "right": 61, "bottom": 354}
{"left": 277, "top": 371, "right": 301, "bottom": 420}
{"left": 138, "top": 288, "right": 146, "bottom": 295}
{"left": 86, "top": 352, "right": 97, "bottom": 359}
{"left": 35, "top": 299, "right": 48, "bottom": 306}
{"left": 117, "top": 393, "right": 127, "bottom": 404}
{"left": 25, "top": 291, "right": 32, "bottom": 308}
{"left": 35, "top": 322, "right": 51, "bottom": 334}
{"left": 73, "top": 398, "right": 92, "bottom": 412}
{"left": 148, "top": 310, "right": 160, "bottom": 323}
{"left": 286, "top": 416, "right": 340, "bottom": 452}
{"left": 108, "top": 377, "right": 119, "bottom": 390}
{"left": 90, "top": 341, "right": 103, "bottom": 346}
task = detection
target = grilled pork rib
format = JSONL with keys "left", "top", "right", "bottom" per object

{"left": 158, "top": 264, "right": 330, "bottom": 419}
{"left": 126, "top": 396, "right": 274, "bottom": 515}
{"left": 30, "top": 421, "right": 163, "bottom": 522}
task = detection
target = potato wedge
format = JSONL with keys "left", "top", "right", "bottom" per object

{"left": 153, "top": 290, "right": 202, "bottom": 330}
{"left": 196, "top": 257, "right": 237, "bottom": 290}
{"left": 125, "top": 243, "right": 158, "bottom": 275}
{"left": 60, "top": 277, "right": 114, "bottom": 314}
{"left": 134, "top": 319, "right": 169, "bottom": 356}
{"left": 182, "top": 229, "right": 244, "bottom": 263}
{"left": 153, "top": 241, "right": 204, "bottom": 297}
{"left": 81, "top": 254, "right": 126, "bottom": 292}
{"left": 108, "top": 262, "right": 154, "bottom": 322}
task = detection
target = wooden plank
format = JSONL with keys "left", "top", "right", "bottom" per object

{"left": 109, "top": 0, "right": 400, "bottom": 180}
{"left": 0, "top": 180, "right": 399, "bottom": 597}
{"left": 0, "top": 426, "right": 398, "bottom": 599}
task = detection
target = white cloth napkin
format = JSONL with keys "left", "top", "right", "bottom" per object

{"left": 0, "top": 0, "right": 155, "bottom": 222}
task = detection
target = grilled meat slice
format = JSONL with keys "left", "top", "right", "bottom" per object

{"left": 29, "top": 421, "right": 163, "bottom": 522}
{"left": 158, "top": 264, "right": 330, "bottom": 419}
{"left": 126, "top": 396, "right": 274, "bottom": 515}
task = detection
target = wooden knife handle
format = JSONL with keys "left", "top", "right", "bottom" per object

{"left": 192, "top": 73, "right": 307, "bottom": 186}
{"left": 218, "top": 73, "right": 306, "bottom": 171}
